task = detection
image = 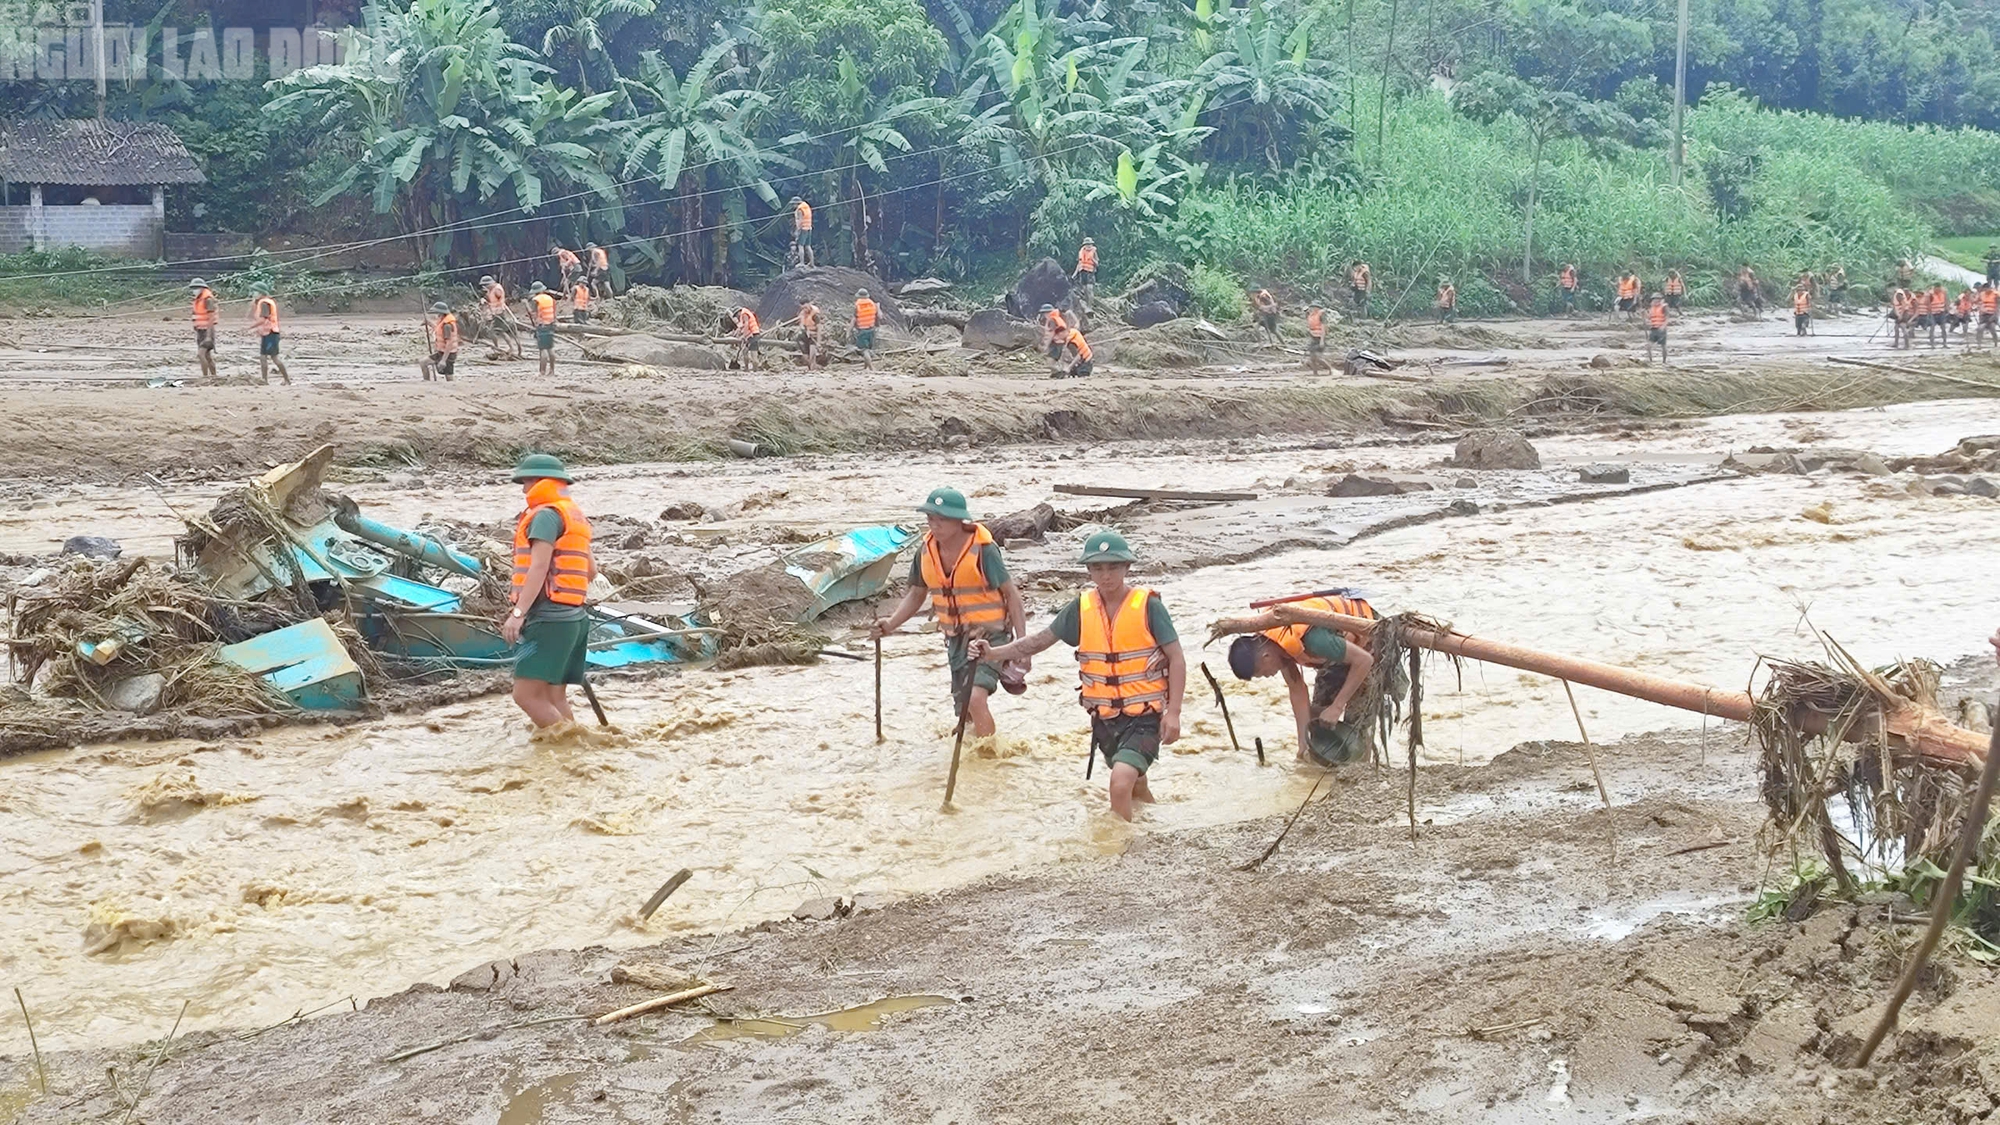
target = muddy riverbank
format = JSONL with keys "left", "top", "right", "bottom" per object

{"left": 9, "top": 727, "right": 1999, "bottom": 1124}
{"left": 0, "top": 307, "right": 1996, "bottom": 483}
{"left": 4, "top": 397, "right": 2000, "bottom": 1061}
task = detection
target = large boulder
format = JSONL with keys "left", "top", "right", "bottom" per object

{"left": 961, "top": 308, "right": 1040, "bottom": 351}
{"left": 1128, "top": 301, "right": 1179, "bottom": 329}
{"left": 1005, "top": 258, "right": 1073, "bottom": 319}
{"left": 1451, "top": 428, "right": 1541, "bottom": 470}
{"left": 757, "top": 266, "right": 905, "bottom": 332}
{"left": 1125, "top": 265, "right": 1192, "bottom": 317}
{"left": 637, "top": 341, "right": 728, "bottom": 370}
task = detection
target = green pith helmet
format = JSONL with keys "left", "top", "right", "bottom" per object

{"left": 917, "top": 487, "right": 972, "bottom": 521}
{"left": 530, "top": 281, "right": 547, "bottom": 294}
{"left": 510, "top": 453, "right": 571, "bottom": 483}
{"left": 251, "top": 283, "right": 271, "bottom": 296}
{"left": 1078, "top": 530, "right": 1137, "bottom": 564}
{"left": 430, "top": 302, "right": 450, "bottom": 314}
{"left": 187, "top": 278, "right": 207, "bottom": 288}
{"left": 480, "top": 275, "right": 495, "bottom": 286}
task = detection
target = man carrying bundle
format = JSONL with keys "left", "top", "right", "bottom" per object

{"left": 1225, "top": 590, "right": 1377, "bottom": 766}
{"left": 872, "top": 488, "right": 1029, "bottom": 742}
{"left": 972, "top": 532, "right": 1186, "bottom": 821}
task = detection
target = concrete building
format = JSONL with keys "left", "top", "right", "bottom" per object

{"left": 0, "top": 120, "right": 205, "bottom": 259}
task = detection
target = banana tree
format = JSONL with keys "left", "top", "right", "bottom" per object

{"left": 269, "top": 0, "right": 626, "bottom": 266}
{"left": 539, "top": 0, "right": 658, "bottom": 97}
{"left": 619, "top": 42, "right": 791, "bottom": 282}
{"left": 1191, "top": 0, "right": 1344, "bottom": 172}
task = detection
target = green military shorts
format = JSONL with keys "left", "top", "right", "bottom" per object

{"left": 515, "top": 616, "right": 589, "bottom": 685}
{"left": 536, "top": 326, "right": 556, "bottom": 352}
{"left": 1092, "top": 713, "right": 1162, "bottom": 775}
{"left": 945, "top": 628, "right": 1013, "bottom": 699}
{"left": 260, "top": 332, "right": 281, "bottom": 356}
{"left": 855, "top": 327, "right": 876, "bottom": 350}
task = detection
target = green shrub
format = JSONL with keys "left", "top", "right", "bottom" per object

{"left": 1188, "top": 263, "right": 1246, "bottom": 320}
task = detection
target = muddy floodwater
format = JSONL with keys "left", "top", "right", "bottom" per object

{"left": 5, "top": 398, "right": 1999, "bottom": 1051}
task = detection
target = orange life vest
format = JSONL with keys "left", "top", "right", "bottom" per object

{"left": 1929, "top": 289, "right": 1948, "bottom": 314}
{"left": 1559, "top": 266, "right": 1577, "bottom": 290}
{"left": 1618, "top": 276, "right": 1639, "bottom": 300}
{"left": 799, "top": 304, "right": 820, "bottom": 334}
{"left": 1892, "top": 290, "right": 1911, "bottom": 317}
{"left": 1069, "top": 331, "right": 1092, "bottom": 361}
{"left": 1260, "top": 595, "right": 1375, "bottom": 668}
{"left": 1046, "top": 309, "right": 1069, "bottom": 339}
{"left": 1958, "top": 291, "right": 1974, "bottom": 315}
{"left": 1436, "top": 285, "right": 1456, "bottom": 308}
{"left": 555, "top": 248, "right": 578, "bottom": 271}
{"left": 1307, "top": 308, "right": 1325, "bottom": 338}
{"left": 736, "top": 308, "right": 760, "bottom": 335}
{"left": 1077, "top": 244, "right": 1097, "bottom": 272}
{"left": 1665, "top": 274, "right": 1684, "bottom": 296}
{"left": 435, "top": 312, "right": 460, "bottom": 354}
{"left": 1648, "top": 301, "right": 1667, "bottom": 328}
{"left": 191, "top": 288, "right": 218, "bottom": 329}
{"left": 1792, "top": 290, "right": 1811, "bottom": 314}
{"left": 571, "top": 283, "right": 590, "bottom": 311}
{"left": 253, "top": 296, "right": 279, "bottom": 334}
{"left": 1076, "top": 587, "right": 1169, "bottom": 718}
{"left": 512, "top": 481, "right": 593, "bottom": 608}
{"left": 917, "top": 524, "right": 1006, "bottom": 634}
{"left": 589, "top": 246, "right": 608, "bottom": 270}
{"left": 1982, "top": 289, "right": 1997, "bottom": 315}
{"left": 855, "top": 298, "right": 878, "bottom": 329}
{"left": 794, "top": 201, "right": 812, "bottom": 231}
{"left": 1352, "top": 264, "right": 1371, "bottom": 288}
{"left": 531, "top": 293, "right": 557, "bottom": 325}
{"left": 486, "top": 282, "right": 507, "bottom": 311}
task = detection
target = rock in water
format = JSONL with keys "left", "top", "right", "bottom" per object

{"left": 1451, "top": 429, "right": 1541, "bottom": 470}
{"left": 1329, "top": 474, "right": 1401, "bottom": 497}
{"left": 103, "top": 673, "right": 167, "bottom": 715}
{"left": 1005, "top": 258, "right": 1073, "bottom": 319}
{"left": 1578, "top": 464, "right": 1631, "bottom": 484}
{"left": 1127, "top": 300, "right": 1179, "bottom": 329}
{"left": 961, "top": 309, "right": 1039, "bottom": 351}
{"left": 638, "top": 342, "right": 727, "bottom": 370}
{"left": 61, "top": 536, "right": 122, "bottom": 560}
{"left": 1968, "top": 477, "right": 2000, "bottom": 498}
{"left": 757, "top": 266, "right": 906, "bottom": 331}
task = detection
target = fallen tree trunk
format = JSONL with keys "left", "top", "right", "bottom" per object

{"left": 1209, "top": 605, "right": 1988, "bottom": 769}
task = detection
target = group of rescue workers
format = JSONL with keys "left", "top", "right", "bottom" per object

{"left": 496, "top": 452, "right": 1379, "bottom": 822}
{"left": 188, "top": 209, "right": 1989, "bottom": 385}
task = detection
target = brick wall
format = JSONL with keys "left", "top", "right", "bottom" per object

{"left": 0, "top": 207, "right": 27, "bottom": 253}
{"left": 0, "top": 205, "right": 162, "bottom": 258}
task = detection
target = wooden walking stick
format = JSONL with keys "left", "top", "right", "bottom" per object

{"left": 941, "top": 663, "right": 975, "bottom": 808}
{"left": 1200, "top": 662, "right": 1259, "bottom": 764}
{"left": 874, "top": 636, "right": 884, "bottom": 743}
{"left": 579, "top": 678, "right": 610, "bottom": 727}
{"left": 1855, "top": 702, "right": 2000, "bottom": 1067}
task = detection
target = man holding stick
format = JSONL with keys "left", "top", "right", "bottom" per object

{"left": 872, "top": 488, "right": 1029, "bottom": 741}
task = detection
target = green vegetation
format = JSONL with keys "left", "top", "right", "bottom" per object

{"left": 0, "top": 250, "right": 167, "bottom": 307}
{"left": 1936, "top": 235, "right": 2000, "bottom": 274}
{"left": 4, "top": 0, "right": 2000, "bottom": 314}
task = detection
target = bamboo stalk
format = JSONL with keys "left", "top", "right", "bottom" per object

{"left": 592, "top": 982, "right": 730, "bottom": 1027}
{"left": 14, "top": 987, "right": 46, "bottom": 1094}
{"left": 1209, "top": 607, "right": 1989, "bottom": 769}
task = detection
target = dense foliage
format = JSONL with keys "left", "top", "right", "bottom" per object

{"left": 4, "top": 0, "right": 1999, "bottom": 309}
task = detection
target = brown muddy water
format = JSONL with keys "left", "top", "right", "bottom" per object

{"left": 4, "top": 398, "right": 1999, "bottom": 1051}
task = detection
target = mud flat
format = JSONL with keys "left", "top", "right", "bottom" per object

{"left": 10, "top": 728, "right": 2000, "bottom": 1124}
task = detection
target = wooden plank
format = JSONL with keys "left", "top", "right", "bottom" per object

{"left": 1828, "top": 355, "right": 2000, "bottom": 389}
{"left": 1054, "top": 484, "right": 1258, "bottom": 502}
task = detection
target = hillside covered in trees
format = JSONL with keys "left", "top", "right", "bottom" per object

{"left": 5, "top": 0, "right": 2000, "bottom": 311}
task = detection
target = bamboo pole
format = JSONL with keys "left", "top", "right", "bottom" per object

{"left": 1210, "top": 607, "right": 1989, "bottom": 769}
